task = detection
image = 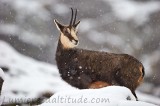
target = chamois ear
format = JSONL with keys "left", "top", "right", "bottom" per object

{"left": 54, "top": 19, "right": 64, "bottom": 32}
{"left": 74, "top": 20, "right": 80, "bottom": 30}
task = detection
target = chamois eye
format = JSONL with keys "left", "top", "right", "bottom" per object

{"left": 64, "top": 30, "right": 70, "bottom": 35}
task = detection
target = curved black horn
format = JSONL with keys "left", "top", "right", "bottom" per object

{"left": 73, "top": 9, "right": 77, "bottom": 25}
{"left": 69, "top": 8, "right": 74, "bottom": 26}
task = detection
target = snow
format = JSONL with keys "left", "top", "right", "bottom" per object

{"left": 88, "top": 31, "right": 124, "bottom": 46}
{"left": 53, "top": 3, "right": 70, "bottom": 15}
{"left": 0, "top": 40, "right": 75, "bottom": 105}
{"left": 40, "top": 86, "right": 156, "bottom": 106}
{"left": 12, "top": 0, "right": 51, "bottom": 21}
{"left": 0, "top": 68, "right": 5, "bottom": 81}
{"left": 0, "top": 41, "right": 159, "bottom": 105}
{"left": 0, "top": 0, "right": 52, "bottom": 47}
{"left": 142, "top": 51, "right": 160, "bottom": 77}
{"left": 19, "top": 31, "right": 49, "bottom": 46}
{"left": 118, "top": 101, "right": 156, "bottom": 106}
{"left": 79, "top": 66, "right": 82, "bottom": 69}
{"left": 0, "top": 1, "right": 160, "bottom": 105}
{"left": 79, "top": 19, "right": 97, "bottom": 33}
{"left": 138, "top": 91, "right": 160, "bottom": 105}
{"left": 106, "top": 0, "right": 160, "bottom": 25}
{"left": 0, "top": 24, "right": 19, "bottom": 36}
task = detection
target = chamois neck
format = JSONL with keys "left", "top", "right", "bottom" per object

{"left": 56, "top": 38, "right": 78, "bottom": 61}
{"left": 56, "top": 38, "right": 65, "bottom": 52}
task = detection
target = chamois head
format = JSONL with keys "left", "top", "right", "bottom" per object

{"left": 54, "top": 8, "right": 80, "bottom": 49}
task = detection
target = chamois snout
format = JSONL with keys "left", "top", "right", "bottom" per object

{"left": 72, "top": 39, "right": 79, "bottom": 45}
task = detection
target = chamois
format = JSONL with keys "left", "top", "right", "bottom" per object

{"left": 54, "top": 8, "right": 144, "bottom": 101}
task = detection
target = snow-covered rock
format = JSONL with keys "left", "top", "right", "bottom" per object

{"left": 0, "top": 68, "right": 5, "bottom": 81}
{"left": 0, "top": 68, "right": 5, "bottom": 105}
{"left": 40, "top": 86, "right": 156, "bottom": 106}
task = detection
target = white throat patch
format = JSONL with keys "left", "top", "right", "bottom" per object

{"left": 60, "top": 32, "right": 78, "bottom": 49}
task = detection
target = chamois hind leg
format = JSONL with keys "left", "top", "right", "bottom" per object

{"left": 131, "top": 90, "right": 138, "bottom": 101}
{"left": 114, "top": 68, "right": 140, "bottom": 100}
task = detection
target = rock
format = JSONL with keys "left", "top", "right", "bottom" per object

{"left": 0, "top": 68, "right": 4, "bottom": 95}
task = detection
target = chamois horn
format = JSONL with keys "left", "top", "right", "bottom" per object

{"left": 73, "top": 9, "right": 77, "bottom": 25}
{"left": 69, "top": 8, "right": 74, "bottom": 26}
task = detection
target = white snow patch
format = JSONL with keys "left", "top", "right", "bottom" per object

{"left": 106, "top": 0, "right": 160, "bottom": 25}
{"left": 118, "top": 101, "right": 156, "bottom": 106}
{"left": 40, "top": 86, "right": 135, "bottom": 106}
{"left": 40, "top": 86, "right": 157, "bottom": 106}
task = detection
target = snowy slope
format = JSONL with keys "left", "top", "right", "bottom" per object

{"left": 0, "top": 40, "right": 159, "bottom": 105}
{"left": 0, "top": 40, "right": 76, "bottom": 105}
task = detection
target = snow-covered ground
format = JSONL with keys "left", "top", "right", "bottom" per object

{"left": 40, "top": 86, "right": 156, "bottom": 106}
{"left": 0, "top": 41, "right": 159, "bottom": 106}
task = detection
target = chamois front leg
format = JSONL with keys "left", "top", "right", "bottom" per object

{"left": 131, "top": 89, "right": 138, "bottom": 101}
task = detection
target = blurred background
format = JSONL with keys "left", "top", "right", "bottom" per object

{"left": 0, "top": 0, "right": 160, "bottom": 105}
